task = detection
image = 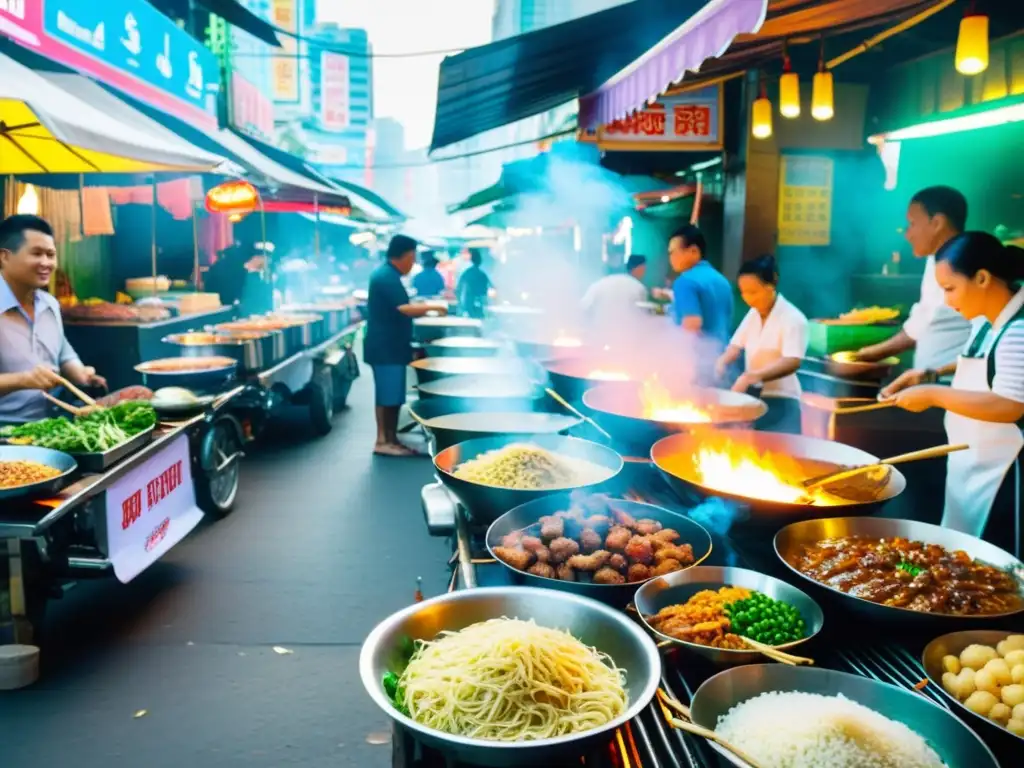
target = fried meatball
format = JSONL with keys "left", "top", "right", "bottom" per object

{"left": 655, "top": 544, "right": 695, "bottom": 566}
{"left": 605, "top": 526, "right": 632, "bottom": 551}
{"left": 634, "top": 518, "right": 663, "bottom": 536}
{"left": 528, "top": 562, "right": 557, "bottom": 579}
{"left": 593, "top": 566, "right": 626, "bottom": 585}
{"left": 534, "top": 546, "right": 551, "bottom": 564}
{"left": 501, "top": 531, "right": 524, "bottom": 548}
{"left": 612, "top": 507, "right": 638, "bottom": 529}
{"left": 556, "top": 563, "right": 576, "bottom": 582}
{"left": 653, "top": 528, "right": 681, "bottom": 544}
{"left": 608, "top": 553, "right": 628, "bottom": 572}
{"left": 652, "top": 558, "right": 683, "bottom": 577}
{"left": 627, "top": 563, "right": 653, "bottom": 582}
{"left": 493, "top": 546, "right": 533, "bottom": 571}
{"left": 538, "top": 515, "right": 564, "bottom": 540}
{"left": 567, "top": 550, "right": 612, "bottom": 572}
{"left": 625, "top": 535, "right": 655, "bottom": 565}
{"left": 583, "top": 514, "right": 612, "bottom": 537}
{"left": 549, "top": 537, "right": 580, "bottom": 564}
{"left": 578, "top": 528, "right": 602, "bottom": 553}
{"left": 521, "top": 536, "right": 545, "bottom": 553}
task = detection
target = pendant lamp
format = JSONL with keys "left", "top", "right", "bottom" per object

{"left": 779, "top": 46, "right": 800, "bottom": 118}
{"left": 812, "top": 38, "right": 834, "bottom": 121}
{"left": 955, "top": 4, "right": 989, "bottom": 76}
{"left": 752, "top": 77, "right": 773, "bottom": 139}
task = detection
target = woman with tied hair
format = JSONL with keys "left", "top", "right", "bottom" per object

{"left": 882, "top": 232, "right": 1024, "bottom": 555}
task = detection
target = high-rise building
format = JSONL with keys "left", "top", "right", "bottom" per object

{"left": 227, "top": 0, "right": 276, "bottom": 141}
{"left": 269, "top": 0, "right": 316, "bottom": 124}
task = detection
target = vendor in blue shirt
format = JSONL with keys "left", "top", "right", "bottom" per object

{"left": 667, "top": 224, "right": 734, "bottom": 349}
{"left": 364, "top": 234, "right": 447, "bottom": 457}
{"left": 411, "top": 250, "right": 446, "bottom": 298}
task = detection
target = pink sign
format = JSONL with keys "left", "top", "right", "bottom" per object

{"left": 231, "top": 72, "right": 274, "bottom": 140}
{"left": 320, "top": 51, "right": 350, "bottom": 131}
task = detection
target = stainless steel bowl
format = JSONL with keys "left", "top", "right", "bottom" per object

{"left": 359, "top": 586, "right": 661, "bottom": 767}
{"left": 923, "top": 630, "right": 1024, "bottom": 747}
{"left": 775, "top": 516, "right": 1024, "bottom": 626}
{"left": 634, "top": 565, "right": 824, "bottom": 665}
{"left": 689, "top": 665, "right": 999, "bottom": 768}
{"left": 163, "top": 331, "right": 279, "bottom": 373}
{"left": 0, "top": 445, "right": 78, "bottom": 501}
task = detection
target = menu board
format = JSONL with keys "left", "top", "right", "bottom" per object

{"left": 777, "top": 156, "right": 834, "bottom": 247}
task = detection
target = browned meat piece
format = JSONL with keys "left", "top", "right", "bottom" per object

{"left": 493, "top": 546, "right": 533, "bottom": 571}
{"left": 652, "top": 558, "right": 683, "bottom": 576}
{"left": 584, "top": 514, "right": 612, "bottom": 536}
{"left": 612, "top": 507, "right": 638, "bottom": 529}
{"left": 521, "top": 536, "right": 545, "bottom": 553}
{"left": 534, "top": 546, "right": 551, "bottom": 564}
{"left": 634, "top": 519, "right": 663, "bottom": 535}
{"left": 549, "top": 537, "right": 580, "bottom": 564}
{"left": 528, "top": 562, "right": 557, "bottom": 579}
{"left": 652, "top": 528, "right": 681, "bottom": 544}
{"left": 627, "top": 563, "right": 653, "bottom": 582}
{"left": 556, "top": 563, "right": 576, "bottom": 581}
{"left": 539, "top": 515, "right": 564, "bottom": 540}
{"left": 608, "top": 553, "right": 628, "bottom": 572}
{"left": 625, "top": 535, "right": 655, "bottom": 565}
{"left": 605, "top": 526, "right": 632, "bottom": 551}
{"left": 579, "top": 528, "right": 603, "bottom": 553}
{"left": 567, "top": 550, "right": 612, "bottom": 572}
{"left": 593, "top": 567, "right": 626, "bottom": 585}
{"left": 655, "top": 544, "right": 695, "bottom": 566}
{"left": 501, "top": 531, "right": 524, "bottom": 548}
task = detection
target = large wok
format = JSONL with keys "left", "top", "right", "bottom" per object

{"left": 412, "top": 315, "right": 482, "bottom": 344}
{"left": 542, "top": 356, "right": 640, "bottom": 403}
{"left": 416, "top": 374, "right": 546, "bottom": 407}
{"left": 410, "top": 356, "right": 537, "bottom": 386}
{"left": 434, "top": 434, "right": 624, "bottom": 525}
{"left": 583, "top": 382, "right": 767, "bottom": 449}
{"left": 0, "top": 445, "right": 78, "bottom": 501}
{"left": 486, "top": 494, "right": 711, "bottom": 607}
{"left": 408, "top": 397, "right": 580, "bottom": 453}
{"left": 774, "top": 516, "right": 1024, "bottom": 627}
{"left": 651, "top": 430, "right": 906, "bottom": 526}
{"left": 425, "top": 336, "right": 504, "bottom": 358}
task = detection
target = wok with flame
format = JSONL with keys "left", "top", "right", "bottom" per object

{"left": 511, "top": 330, "right": 587, "bottom": 360}
{"left": 542, "top": 355, "right": 640, "bottom": 403}
{"left": 651, "top": 430, "right": 905, "bottom": 523}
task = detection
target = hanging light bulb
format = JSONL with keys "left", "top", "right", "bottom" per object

{"left": 779, "top": 46, "right": 800, "bottom": 118}
{"left": 812, "top": 37, "right": 834, "bottom": 121}
{"left": 16, "top": 184, "right": 39, "bottom": 215}
{"left": 955, "top": 4, "right": 989, "bottom": 75}
{"left": 751, "top": 77, "right": 773, "bottom": 139}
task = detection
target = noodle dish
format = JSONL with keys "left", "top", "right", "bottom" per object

{"left": 453, "top": 443, "right": 613, "bottom": 490}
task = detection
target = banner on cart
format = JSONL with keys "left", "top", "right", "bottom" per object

{"left": 105, "top": 434, "right": 204, "bottom": 584}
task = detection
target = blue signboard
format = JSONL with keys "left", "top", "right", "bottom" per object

{"left": 42, "top": 0, "right": 219, "bottom": 116}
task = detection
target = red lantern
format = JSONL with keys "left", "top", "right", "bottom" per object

{"left": 206, "top": 179, "right": 260, "bottom": 215}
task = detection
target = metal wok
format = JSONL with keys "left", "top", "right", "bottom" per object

{"left": 774, "top": 516, "right": 1024, "bottom": 627}
{"left": 0, "top": 445, "right": 78, "bottom": 501}
{"left": 542, "top": 356, "right": 638, "bottom": 403}
{"left": 651, "top": 430, "right": 906, "bottom": 525}
{"left": 416, "top": 374, "right": 547, "bottom": 408}
{"left": 412, "top": 315, "right": 482, "bottom": 344}
{"left": 512, "top": 337, "right": 587, "bottom": 361}
{"left": 408, "top": 398, "right": 580, "bottom": 453}
{"left": 359, "top": 587, "right": 661, "bottom": 767}
{"left": 434, "top": 434, "right": 624, "bottom": 525}
{"left": 486, "top": 494, "right": 711, "bottom": 607}
{"left": 426, "top": 336, "right": 504, "bottom": 358}
{"left": 583, "top": 382, "right": 767, "bottom": 449}
{"left": 410, "top": 356, "right": 537, "bottom": 386}
{"left": 689, "top": 665, "right": 999, "bottom": 768}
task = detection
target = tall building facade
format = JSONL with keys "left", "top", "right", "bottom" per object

{"left": 226, "top": 0, "right": 276, "bottom": 141}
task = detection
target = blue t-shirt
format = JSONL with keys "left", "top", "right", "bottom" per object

{"left": 671, "top": 260, "right": 734, "bottom": 347}
{"left": 364, "top": 262, "right": 413, "bottom": 365}
{"left": 412, "top": 267, "right": 445, "bottom": 298}
{"left": 457, "top": 265, "right": 491, "bottom": 317}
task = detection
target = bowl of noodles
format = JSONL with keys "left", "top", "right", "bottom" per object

{"left": 360, "top": 586, "right": 661, "bottom": 766}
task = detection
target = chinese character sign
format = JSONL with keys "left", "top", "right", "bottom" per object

{"left": 586, "top": 86, "right": 721, "bottom": 151}
{"left": 320, "top": 52, "right": 350, "bottom": 131}
{"left": 272, "top": 0, "right": 299, "bottom": 102}
{"left": 777, "top": 156, "right": 834, "bottom": 247}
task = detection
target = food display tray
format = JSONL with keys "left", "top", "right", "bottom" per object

{"left": 70, "top": 426, "right": 156, "bottom": 472}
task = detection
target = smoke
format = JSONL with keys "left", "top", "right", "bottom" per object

{"left": 687, "top": 496, "right": 745, "bottom": 566}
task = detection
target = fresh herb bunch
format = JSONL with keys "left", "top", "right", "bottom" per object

{"left": 724, "top": 592, "right": 806, "bottom": 646}
{"left": 381, "top": 636, "right": 417, "bottom": 717}
{"left": 0, "top": 401, "right": 157, "bottom": 453}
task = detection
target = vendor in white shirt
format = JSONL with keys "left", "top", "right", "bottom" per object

{"left": 856, "top": 186, "right": 972, "bottom": 370}
{"left": 714, "top": 255, "right": 808, "bottom": 434}
{"left": 580, "top": 254, "right": 648, "bottom": 318}
{"left": 881, "top": 233, "right": 1024, "bottom": 557}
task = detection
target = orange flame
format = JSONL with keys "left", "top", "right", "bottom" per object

{"left": 641, "top": 376, "right": 711, "bottom": 423}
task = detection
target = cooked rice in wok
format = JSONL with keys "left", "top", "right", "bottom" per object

{"left": 453, "top": 444, "right": 611, "bottom": 490}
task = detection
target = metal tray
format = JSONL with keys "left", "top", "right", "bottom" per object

{"left": 70, "top": 426, "right": 156, "bottom": 472}
{"left": 0, "top": 445, "right": 78, "bottom": 501}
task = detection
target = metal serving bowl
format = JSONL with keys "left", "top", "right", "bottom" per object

{"left": 409, "top": 398, "right": 579, "bottom": 453}
{"left": 359, "top": 586, "right": 661, "bottom": 767}
{"left": 434, "top": 434, "right": 624, "bottom": 525}
{"left": 279, "top": 303, "right": 350, "bottom": 336}
{"left": 486, "top": 495, "right": 712, "bottom": 608}
{"left": 689, "top": 665, "right": 999, "bottom": 768}
{"left": 163, "top": 330, "right": 281, "bottom": 373}
{"left": 426, "top": 336, "right": 505, "bottom": 358}
{"left": 825, "top": 351, "right": 900, "bottom": 381}
{"left": 0, "top": 445, "right": 78, "bottom": 501}
{"left": 774, "top": 516, "right": 1024, "bottom": 627}
{"left": 923, "top": 630, "right": 1024, "bottom": 748}
{"left": 410, "top": 356, "right": 538, "bottom": 386}
{"left": 413, "top": 316, "right": 483, "bottom": 344}
{"left": 135, "top": 356, "right": 238, "bottom": 393}
{"left": 416, "top": 374, "right": 546, "bottom": 406}
{"left": 634, "top": 565, "right": 823, "bottom": 665}
{"left": 215, "top": 319, "right": 304, "bottom": 357}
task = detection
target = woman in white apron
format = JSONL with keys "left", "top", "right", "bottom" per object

{"left": 714, "top": 255, "right": 808, "bottom": 434}
{"left": 882, "top": 232, "right": 1024, "bottom": 557}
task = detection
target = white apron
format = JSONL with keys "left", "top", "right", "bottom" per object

{"left": 942, "top": 311, "right": 1024, "bottom": 543}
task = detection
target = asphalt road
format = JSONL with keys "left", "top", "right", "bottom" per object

{"left": 0, "top": 376, "right": 449, "bottom": 768}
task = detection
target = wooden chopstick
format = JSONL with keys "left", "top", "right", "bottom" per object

{"left": 42, "top": 391, "right": 83, "bottom": 416}
{"left": 833, "top": 400, "right": 895, "bottom": 415}
{"left": 55, "top": 374, "right": 98, "bottom": 407}
{"left": 658, "top": 691, "right": 764, "bottom": 768}
{"left": 740, "top": 636, "right": 814, "bottom": 666}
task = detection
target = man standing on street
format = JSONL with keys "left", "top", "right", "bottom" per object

{"left": 667, "top": 224, "right": 734, "bottom": 349}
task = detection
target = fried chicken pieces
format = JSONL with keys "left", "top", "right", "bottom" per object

{"left": 493, "top": 495, "right": 696, "bottom": 584}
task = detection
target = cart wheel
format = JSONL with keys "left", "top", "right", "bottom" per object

{"left": 309, "top": 369, "right": 334, "bottom": 436}
{"left": 332, "top": 370, "right": 354, "bottom": 408}
{"left": 196, "top": 419, "right": 242, "bottom": 517}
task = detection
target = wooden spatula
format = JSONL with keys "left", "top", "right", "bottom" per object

{"left": 802, "top": 444, "right": 969, "bottom": 491}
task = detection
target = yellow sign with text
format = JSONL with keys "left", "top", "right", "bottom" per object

{"left": 777, "top": 156, "right": 833, "bottom": 247}
{"left": 271, "top": 0, "right": 299, "bottom": 102}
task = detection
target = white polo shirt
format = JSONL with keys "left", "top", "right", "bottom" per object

{"left": 730, "top": 294, "right": 808, "bottom": 399}
{"left": 902, "top": 255, "right": 972, "bottom": 370}
{"left": 580, "top": 273, "right": 647, "bottom": 317}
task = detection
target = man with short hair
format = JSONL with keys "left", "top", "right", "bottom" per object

{"left": 364, "top": 234, "right": 447, "bottom": 456}
{"left": 581, "top": 254, "right": 649, "bottom": 319}
{"left": 667, "top": 224, "right": 734, "bottom": 348}
{"left": 0, "top": 215, "right": 108, "bottom": 423}
{"left": 456, "top": 248, "right": 492, "bottom": 319}
{"left": 411, "top": 250, "right": 446, "bottom": 298}
{"left": 857, "top": 186, "right": 972, "bottom": 370}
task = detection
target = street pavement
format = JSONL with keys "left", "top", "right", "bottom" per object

{"left": 0, "top": 375, "right": 450, "bottom": 768}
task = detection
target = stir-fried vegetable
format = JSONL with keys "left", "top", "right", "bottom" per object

{"left": 0, "top": 401, "right": 157, "bottom": 453}
{"left": 724, "top": 591, "right": 806, "bottom": 646}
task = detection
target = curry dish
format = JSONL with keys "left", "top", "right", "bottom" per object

{"left": 0, "top": 460, "right": 62, "bottom": 489}
{"left": 788, "top": 536, "right": 1023, "bottom": 615}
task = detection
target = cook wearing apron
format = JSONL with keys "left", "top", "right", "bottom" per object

{"left": 883, "top": 232, "right": 1024, "bottom": 557}
{"left": 715, "top": 255, "right": 808, "bottom": 434}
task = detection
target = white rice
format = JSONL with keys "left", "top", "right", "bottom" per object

{"left": 715, "top": 692, "right": 946, "bottom": 768}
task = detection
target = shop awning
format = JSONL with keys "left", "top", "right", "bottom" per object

{"left": 0, "top": 53, "right": 224, "bottom": 174}
{"left": 430, "top": 0, "right": 767, "bottom": 150}
{"left": 326, "top": 177, "right": 406, "bottom": 222}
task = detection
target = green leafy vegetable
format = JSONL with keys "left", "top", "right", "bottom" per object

{"left": 382, "top": 671, "right": 409, "bottom": 716}
{"left": 896, "top": 560, "right": 924, "bottom": 577}
{"left": 0, "top": 401, "right": 157, "bottom": 453}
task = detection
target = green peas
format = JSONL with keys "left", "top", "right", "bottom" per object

{"left": 725, "top": 590, "right": 807, "bottom": 646}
